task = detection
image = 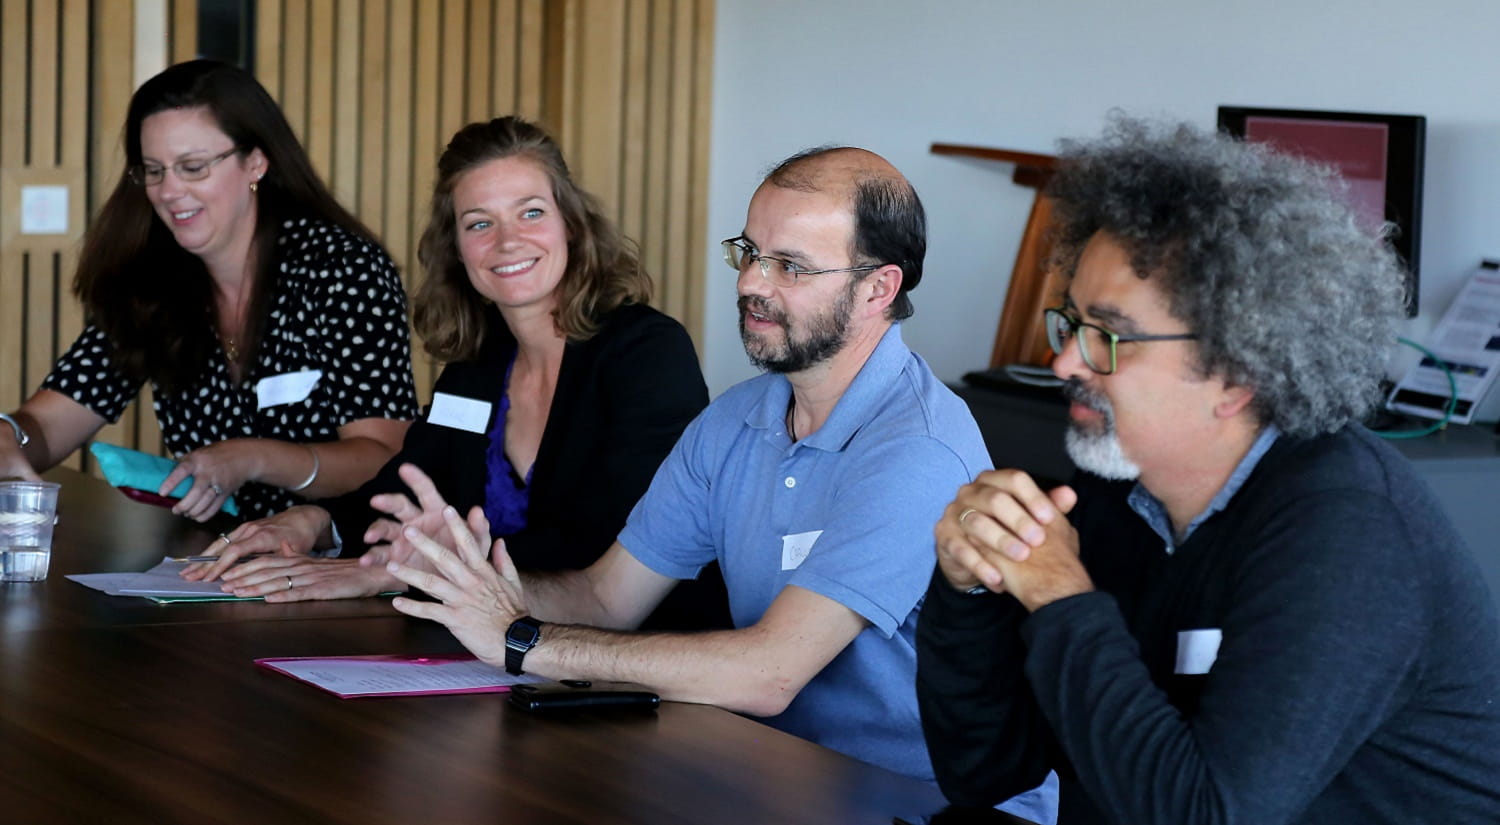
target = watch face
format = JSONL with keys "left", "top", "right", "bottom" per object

{"left": 506, "top": 618, "right": 542, "bottom": 648}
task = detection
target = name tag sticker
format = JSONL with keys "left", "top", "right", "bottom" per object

{"left": 1175, "top": 628, "right": 1223, "bottom": 675}
{"left": 428, "top": 392, "right": 492, "bottom": 434}
{"left": 255, "top": 369, "right": 322, "bottom": 410}
{"left": 780, "top": 530, "right": 823, "bottom": 571}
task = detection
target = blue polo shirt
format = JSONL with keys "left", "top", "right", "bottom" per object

{"left": 620, "top": 324, "right": 993, "bottom": 780}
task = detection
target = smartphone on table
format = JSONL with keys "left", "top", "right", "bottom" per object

{"left": 508, "top": 680, "right": 660, "bottom": 713}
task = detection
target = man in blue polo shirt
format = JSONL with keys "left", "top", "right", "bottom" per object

{"left": 388, "top": 146, "right": 1054, "bottom": 823}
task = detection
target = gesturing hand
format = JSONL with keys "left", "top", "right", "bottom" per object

{"left": 385, "top": 506, "right": 528, "bottom": 669}
{"left": 358, "top": 463, "right": 484, "bottom": 567}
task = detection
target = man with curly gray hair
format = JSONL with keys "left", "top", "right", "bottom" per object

{"left": 915, "top": 117, "right": 1500, "bottom": 824}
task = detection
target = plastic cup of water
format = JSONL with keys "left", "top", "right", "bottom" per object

{"left": 0, "top": 481, "right": 60, "bottom": 582}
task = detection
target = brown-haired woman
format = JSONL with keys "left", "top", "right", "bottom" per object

{"left": 0, "top": 60, "right": 417, "bottom": 521}
{"left": 191, "top": 116, "right": 728, "bottom": 631}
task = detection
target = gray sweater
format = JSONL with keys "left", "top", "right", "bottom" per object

{"left": 917, "top": 425, "right": 1500, "bottom": 824}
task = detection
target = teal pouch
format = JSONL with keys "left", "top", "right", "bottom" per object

{"left": 88, "top": 442, "right": 240, "bottom": 517}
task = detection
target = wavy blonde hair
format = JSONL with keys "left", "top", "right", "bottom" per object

{"left": 414, "top": 117, "right": 651, "bottom": 361}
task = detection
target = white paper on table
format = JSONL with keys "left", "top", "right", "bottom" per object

{"left": 67, "top": 557, "right": 255, "bottom": 599}
{"left": 256, "top": 655, "right": 548, "bottom": 698}
{"left": 1388, "top": 261, "right": 1500, "bottom": 424}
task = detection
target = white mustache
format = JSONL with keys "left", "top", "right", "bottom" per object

{"left": 1062, "top": 378, "right": 1111, "bottom": 418}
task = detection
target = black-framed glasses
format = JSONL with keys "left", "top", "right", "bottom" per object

{"left": 721, "top": 236, "right": 880, "bottom": 288}
{"left": 128, "top": 146, "right": 241, "bottom": 186}
{"left": 1044, "top": 307, "right": 1198, "bottom": 375}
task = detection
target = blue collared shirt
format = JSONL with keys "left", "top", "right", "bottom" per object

{"left": 618, "top": 325, "right": 1070, "bottom": 815}
{"left": 1127, "top": 424, "right": 1281, "bottom": 553}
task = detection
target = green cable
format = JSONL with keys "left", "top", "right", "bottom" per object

{"left": 1375, "top": 337, "right": 1457, "bottom": 439}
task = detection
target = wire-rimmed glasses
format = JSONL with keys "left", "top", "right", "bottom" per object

{"left": 721, "top": 236, "right": 880, "bottom": 287}
{"left": 128, "top": 146, "right": 242, "bottom": 187}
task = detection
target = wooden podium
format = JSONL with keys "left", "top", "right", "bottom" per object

{"left": 931, "top": 143, "right": 1066, "bottom": 368}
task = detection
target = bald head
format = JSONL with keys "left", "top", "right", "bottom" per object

{"left": 766, "top": 146, "right": 903, "bottom": 196}
{"left": 762, "top": 146, "right": 927, "bottom": 320}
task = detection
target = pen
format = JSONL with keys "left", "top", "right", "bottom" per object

{"left": 167, "top": 554, "right": 260, "bottom": 563}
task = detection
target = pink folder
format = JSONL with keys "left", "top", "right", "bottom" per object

{"left": 256, "top": 653, "right": 544, "bottom": 698}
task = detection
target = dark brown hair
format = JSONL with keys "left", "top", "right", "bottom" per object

{"left": 73, "top": 59, "right": 376, "bottom": 391}
{"left": 413, "top": 117, "right": 651, "bottom": 361}
{"left": 766, "top": 146, "right": 926, "bottom": 320}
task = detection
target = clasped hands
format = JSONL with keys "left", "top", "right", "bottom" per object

{"left": 934, "top": 469, "right": 1094, "bottom": 612}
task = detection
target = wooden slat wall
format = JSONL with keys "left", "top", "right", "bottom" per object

{"left": 0, "top": 0, "right": 100, "bottom": 470}
{"left": 88, "top": 0, "right": 143, "bottom": 464}
{"left": 550, "top": 0, "right": 715, "bottom": 345}
{"left": 0, "top": 0, "right": 714, "bottom": 467}
{"left": 0, "top": 2, "right": 26, "bottom": 419}
{"left": 169, "top": 0, "right": 197, "bottom": 63}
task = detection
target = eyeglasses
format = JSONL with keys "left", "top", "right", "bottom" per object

{"left": 721, "top": 236, "right": 880, "bottom": 288}
{"left": 128, "top": 147, "right": 241, "bottom": 186}
{"left": 1044, "top": 307, "right": 1198, "bottom": 375}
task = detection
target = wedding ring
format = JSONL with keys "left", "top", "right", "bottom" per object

{"left": 958, "top": 508, "right": 978, "bottom": 526}
{"left": 210, "top": 483, "right": 225, "bottom": 497}
{"left": 286, "top": 576, "right": 295, "bottom": 591}
{"left": 217, "top": 533, "right": 233, "bottom": 546}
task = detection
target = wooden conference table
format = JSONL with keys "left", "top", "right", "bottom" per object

{"left": 0, "top": 468, "right": 953, "bottom": 824}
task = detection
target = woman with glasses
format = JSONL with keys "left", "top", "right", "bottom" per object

{"left": 181, "top": 116, "right": 730, "bottom": 631}
{"left": 0, "top": 60, "right": 417, "bottom": 521}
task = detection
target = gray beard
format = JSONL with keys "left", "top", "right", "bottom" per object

{"left": 1064, "top": 425, "right": 1141, "bottom": 481}
{"left": 1061, "top": 378, "right": 1141, "bottom": 480}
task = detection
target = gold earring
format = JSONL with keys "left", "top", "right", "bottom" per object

{"left": 250, "top": 179, "right": 259, "bottom": 194}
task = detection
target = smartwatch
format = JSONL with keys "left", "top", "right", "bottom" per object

{"left": 504, "top": 616, "right": 545, "bottom": 675}
{"left": 0, "top": 413, "right": 29, "bottom": 448}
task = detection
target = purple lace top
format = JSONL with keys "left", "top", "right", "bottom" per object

{"left": 482, "top": 351, "right": 532, "bottom": 536}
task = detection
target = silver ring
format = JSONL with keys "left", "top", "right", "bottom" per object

{"left": 217, "top": 533, "right": 233, "bottom": 546}
{"left": 210, "top": 483, "right": 225, "bottom": 496}
{"left": 958, "top": 508, "right": 978, "bottom": 526}
{"left": 286, "top": 576, "right": 295, "bottom": 591}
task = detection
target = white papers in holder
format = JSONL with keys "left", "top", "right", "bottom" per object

{"left": 1388, "top": 261, "right": 1500, "bottom": 425}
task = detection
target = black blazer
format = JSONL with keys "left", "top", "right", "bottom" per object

{"left": 324, "top": 302, "right": 729, "bottom": 629}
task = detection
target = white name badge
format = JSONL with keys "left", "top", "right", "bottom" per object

{"left": 780, "top": 530, "right": 823, "bottom": 571}
{"left": 1175, "top": 628, "right": 1223, "bottom": 675}
{"left": 427, "top": 392, "right": 492, "bottom": 434}
{"left": 255, "top": 369, "right": 322, "bottom": 410}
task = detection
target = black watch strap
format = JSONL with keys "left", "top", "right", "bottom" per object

{"left": 504, "top": 616, "right": 544, "bottom": 676}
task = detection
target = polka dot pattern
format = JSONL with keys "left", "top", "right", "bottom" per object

{"left": 43, "top": 218, "right": 419, "bottom": 520}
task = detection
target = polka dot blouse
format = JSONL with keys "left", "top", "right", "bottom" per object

{"left": 43, "top": 218, "right": 420, "bottom": 520}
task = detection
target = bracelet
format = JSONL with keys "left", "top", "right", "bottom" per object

{"left": 0, "top": 413, "right": 30, "bottom": 448}
{"left": 289, "top": 444, "right": 320, "bottom": 492}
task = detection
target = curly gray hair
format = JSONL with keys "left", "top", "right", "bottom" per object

{"left": 1046, "top": 116, "right": 1407, "bottom": 437}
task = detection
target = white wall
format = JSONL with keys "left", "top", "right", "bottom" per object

{"left": 702, "top": 0, "right": 1500, "bottom": 421}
